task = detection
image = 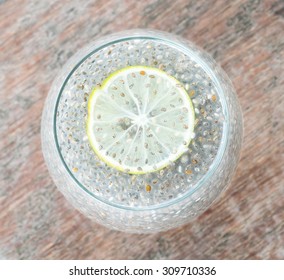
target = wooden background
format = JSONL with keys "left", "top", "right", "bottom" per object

{"left": 0, "top": 0, "right": 283, "bottom": 259}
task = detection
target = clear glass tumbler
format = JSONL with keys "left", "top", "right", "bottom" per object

{"left": 41, "top": 29, "right": 243, "bottom": 233}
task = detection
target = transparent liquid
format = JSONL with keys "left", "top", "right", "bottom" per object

{"left": 56, "top": 38, "right": 225, "bottom": 208}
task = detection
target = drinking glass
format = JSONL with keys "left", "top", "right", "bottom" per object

{"left": 41, "top": 29, "right": 243, "bottom": 233}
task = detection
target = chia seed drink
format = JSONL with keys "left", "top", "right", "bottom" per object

{"left": 42, "top": 30, "right": 243, "bottom": 233}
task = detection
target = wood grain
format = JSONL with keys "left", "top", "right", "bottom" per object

{"left": 0, "top": 0, "right": 283, "bottom": 259}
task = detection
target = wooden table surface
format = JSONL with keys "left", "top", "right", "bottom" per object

{"left": 0, "top": 0, "right": 283, "bottom": 260}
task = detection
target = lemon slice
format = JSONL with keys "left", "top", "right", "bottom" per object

{"left": 87, "top": 66, "right": 195, "bottom": 174}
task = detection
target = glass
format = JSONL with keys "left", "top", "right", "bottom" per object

{"left": 41, "top": 29, "right": 243, "bottom": 233}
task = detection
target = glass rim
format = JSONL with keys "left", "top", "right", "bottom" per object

{"left": 53, "top": 31, "right": 230, "bottom": 211}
